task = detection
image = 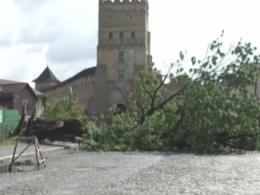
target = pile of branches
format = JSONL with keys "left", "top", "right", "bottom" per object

{"left": 10, "top": 106, "right": 84, "bottom": 143}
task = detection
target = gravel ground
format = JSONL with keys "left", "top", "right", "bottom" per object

{"left": 0, "top": 150, "right": 260, "bottom": 195}
{"left": 0, "top": 144, "right": 64, "bottom": 161}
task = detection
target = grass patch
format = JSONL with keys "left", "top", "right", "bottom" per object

{"left": 0, "top": 137, "right": 17, "bottom": 148}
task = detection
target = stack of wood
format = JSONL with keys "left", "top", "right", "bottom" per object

{"left": 10, "top": 106, "right": 84, "bottom": 143}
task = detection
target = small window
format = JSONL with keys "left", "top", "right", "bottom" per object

{"left": 109, "top": 32, "right": 113, "bottom": 39}
{"left": 131, "top": 32, "right": 135, "bottom": 39}
{"left": 120, "top": 32, "right": 124, "bottom": 39}
{"left": 118, "top": 72, "right": 124, "bottom": 82}
{"left": 119, "top": 51, "right": 124, "bottom": 60}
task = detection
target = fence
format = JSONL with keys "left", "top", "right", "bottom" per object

{"left": 0, "top": 124, "right": 14, "bottom": 142}
{"left": 0, "top": 108, "right": 19, "bottom": 142}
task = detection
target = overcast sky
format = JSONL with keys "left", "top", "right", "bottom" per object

{"left": 0, "top": 0, "right": 259, "bottom": 88}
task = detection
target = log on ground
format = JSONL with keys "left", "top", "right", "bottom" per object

{"left": 30, "top": 118, "right": 85, "bottom": 142}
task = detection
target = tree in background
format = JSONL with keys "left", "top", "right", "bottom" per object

{"left": 44, "top": 97, "right": 84, "bottom": 119}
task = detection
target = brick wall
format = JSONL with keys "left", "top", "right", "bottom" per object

{"left": 44, "top": 75, "right": 95, "bottom": 109}
{"left": 36, "top": 81, "right": 59, "bottom": 90}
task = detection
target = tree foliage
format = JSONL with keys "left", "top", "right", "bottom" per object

{"left": 44, "top": 97, "right": 84, "bottom": 119}
{"left": 82, "top": 32, "right": 260, "bottom": 153}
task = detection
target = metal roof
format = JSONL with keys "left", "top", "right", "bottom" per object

{"left": 32, "top": 66, "right": 60, "bottom": 83}
{"left": 0, "top": 83, "right": 38, "bottom": 99}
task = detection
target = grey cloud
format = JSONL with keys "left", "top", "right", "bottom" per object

{"left": 6, "top": 63, "right": 31, "bottom": 83}
{"left": 45, "top": 33, "right": 97, "bottom": 63}
{"left": 17, "top": 22, "right": 61, "bottom": 45}
{"left": 14, "top": 0, "right": 52, "bottom": 11}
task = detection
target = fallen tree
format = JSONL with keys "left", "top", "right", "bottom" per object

{"left": 82, "top": 32, "right": 260, "bottom": 153}
{"left": 31, "top": 118, "right": 84, "bottom": 142}
{"left": 10, "top": 107, "right": 85, "bottom": 143}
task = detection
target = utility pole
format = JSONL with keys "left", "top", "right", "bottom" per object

{"left": 68, "top": 87, "right": 73, "bottom": 113}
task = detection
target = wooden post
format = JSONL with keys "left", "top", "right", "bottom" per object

{"left": 5, "top": 125, "right": 8, "bottom": 140}
{"left": 0, "top": 123, "right": 2, "bottom": 142}
{"left": 8, "top": 138, "right": 18, "bottom": 172}
{"left": 8, "top": 136, "right": 46, "bottom": 172}
{"left": 0, "top": 123, "right": 4, "bottom": 142}
{"left": 34, "top": 136, "right": 40, "bottom": 169}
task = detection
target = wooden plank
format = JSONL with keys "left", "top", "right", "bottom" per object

{"left": 13, "top": 140, "right": 34, "bottom": 162}
{"left": 8, "top": 138, "right": 18, "bottom": 172}
{"left": 39, "top": 159, "right": 45, "bottom": 163}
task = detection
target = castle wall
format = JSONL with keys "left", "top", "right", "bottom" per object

{"left": 36, "top": 81, "right": 59, "bottom": 90}
{"left": 44, "top": 75, "right": 95, "bottom": 110}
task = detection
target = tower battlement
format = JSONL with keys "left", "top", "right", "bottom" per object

{"left": 99, "top": 0, "right": 149, "bottom": 12}
{"left": 99, "top": 0, "right": 148, "bottom": 5}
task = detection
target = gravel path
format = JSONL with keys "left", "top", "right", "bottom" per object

{"left": 0, "top": 144, "right": 64, "bottom": 161}
{"left": 0, "top": 150, "right": 260, "bottom": 195}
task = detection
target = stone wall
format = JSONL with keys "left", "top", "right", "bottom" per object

{"left": 36, "top": 81, "right": 59, "bottom": 90}
{"left": 44, "top": 75, "right": 95, "bottom": 109}
{"left": 92, "top": 0, "right": 151, "bottom": 115}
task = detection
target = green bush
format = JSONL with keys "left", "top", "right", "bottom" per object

{"left": 44, "top": 97, "right": 84, "bottom": 119}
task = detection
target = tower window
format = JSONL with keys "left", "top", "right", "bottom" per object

{"left": 118, "top": 51, "right": 124, "bottom": 61}
{"left": 109, "top": 32, "right": 113, "bottom": 39}
{"left": 118, "top": 71, "right": 124, "bottom": 82}
{"left": 120, "top": 32, "right": 124, "bottom": 39}
{"left": 131, "top": 32, "right": 135, "bottom": 39}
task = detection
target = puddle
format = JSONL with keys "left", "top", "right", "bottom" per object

{"left": 0, "top": 165, "right": 19, "bottom": 174}
{"left": 0, "top": 158, "right": 47, "bottom": 174}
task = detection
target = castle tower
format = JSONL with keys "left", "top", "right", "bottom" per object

{"left": 92, "top": 0, "right": 152, "bottom": 114}
{"left": 32, "top": 66, "right": 60, "bottom": 90}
